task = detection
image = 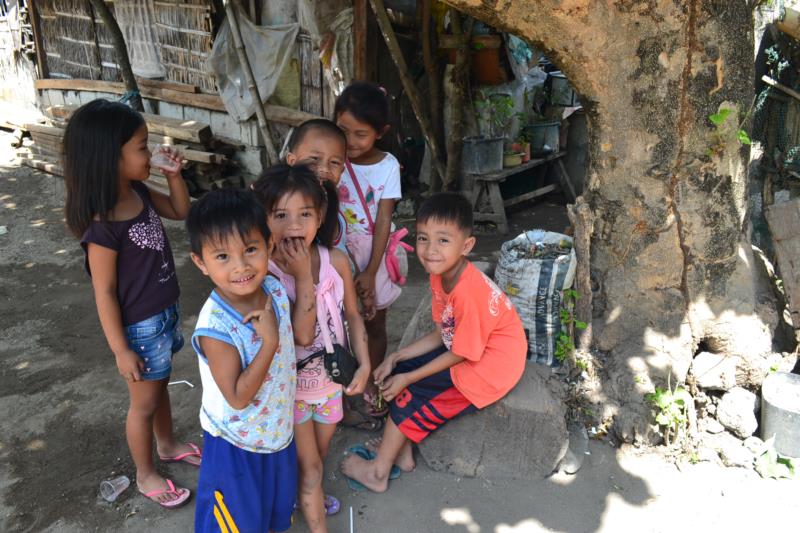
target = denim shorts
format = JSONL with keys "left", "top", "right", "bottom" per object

{"left": 124, "top": 303, "right": 184, "bottom": 381}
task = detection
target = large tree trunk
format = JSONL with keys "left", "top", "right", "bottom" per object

{"left": 447, "top": 0, "right": 780, "bottom": 443}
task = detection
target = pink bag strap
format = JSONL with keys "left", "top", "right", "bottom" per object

{"left": 315, "top": 248, "right": 345, "bottom": 354}
{"left": 345, "top": 159, "right": 375, "bottom": 232}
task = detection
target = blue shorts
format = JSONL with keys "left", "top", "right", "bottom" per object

{"left": 195, "top": 432, "right": 298, "bottom": 533}
{"left": 124, "top": 303, "right": 183, "bottom": 381}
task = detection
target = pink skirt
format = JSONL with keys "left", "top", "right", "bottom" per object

{"left": 346, "top": 233, "right": 402, "bottom": 310}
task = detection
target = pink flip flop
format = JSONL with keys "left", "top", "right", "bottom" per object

{"left": 159, "top": 442, "right": 202, "bottom": 466}
{"left": 138, "top": 478, "right": 191, "bottom": 509}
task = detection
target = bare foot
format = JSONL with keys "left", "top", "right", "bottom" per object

{"left": 136, "top": 472, "right": 189, "bottom": 505}
{"left": 364, "top": 437, "right": 415, "bottom": 472}
{"left": 341, "top": 454, "right": 389, "bottom": 493}
{"left": 157, "top": 442, "right": 202, "bottom": 466}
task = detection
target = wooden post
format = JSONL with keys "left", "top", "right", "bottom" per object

{"left": 369, "top": 0, "right": 446, "bottom": 181}
{"left": 87, "top": 0, "right": 143, "bottom": 111}
{"left": 353, "top": 0, "right": 368, "bottom": 80}
{"left": 422, "top": 0, "right": 440, "bottom": 146}
{"left": 223, "top": 0, "right": 279, "bottom": 164}
{"left": 566, "top": 196, "right": 594, "bottom": 350}
{"left": 28, "top": 0, "right": 49, "bottom": 79}
{"left": 443, "top": 11, "right": 471, "bottom": 192}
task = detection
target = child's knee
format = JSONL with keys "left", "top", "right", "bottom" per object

{"left": 298, "top": 458, "right": 324, "bottom": 491}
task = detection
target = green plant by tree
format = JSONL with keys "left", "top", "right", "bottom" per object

{"left": 555, "top": 288, "right": 587, "bottom": 366}
{"left": 474, "top": 90, "right": 515, "bottom": 138}
{"left": 645, "top": 376, "right": 693, "bottom": 447}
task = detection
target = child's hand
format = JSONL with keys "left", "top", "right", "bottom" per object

{"left": 373, "top": 355, "right": 397, "bottom": 384}
{"left": 360, "top": 293, "right": 376, "bottom": 321}
{"left": 115, "top": 348, "right": 144, "bottom": 382}
{"left": 151, "top": 145, "right": 184, "bottom": 178}
{"left": 345, "top": 364, "right": 371, "bottom": 396}
{"left": 274, "top": 238, "right": 312, "bottom": 281}
{"left": 353, "top": 270, "right": 376, "bottom": 302}
{"left": 379, "top": 374, "right": 408, "bottom": 403}
{"left": 243, "top": 294, "right": 279, "bottom": 346}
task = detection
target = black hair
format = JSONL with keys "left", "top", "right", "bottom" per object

{"left": 63, "top": 99, "right": 145, "bottom": 237}
{"left": 416, "top": 192, "right": 474, "bottom": 235}
{"left": 287, "top": 118, "right": 346, "bottom": 152}
{"left": 251, "top": 163, "right": 336, "bottom": 248}
{"left": 333, "top": 81, "right": 390, "bottom": 133}
{"left": 186, "top": 188, "right": 271, "bottom": 256}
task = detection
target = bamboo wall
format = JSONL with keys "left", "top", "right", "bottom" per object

{"left": 37, "top": 0, "right": 120, "bottom": 81}
{"left": 152, "top": 0, "right": 216, "bottom": 92}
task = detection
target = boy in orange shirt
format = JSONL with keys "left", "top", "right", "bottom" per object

{"left": 341, "top": 192, "right": 527, "bottom": 492}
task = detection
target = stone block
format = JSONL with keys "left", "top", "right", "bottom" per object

{"left": 716, "top": 387, "right": 758, "bottom": 439}
{"left": 240, "top": 119, "right": 264, "bottom": 147}
{"left": 233, "top": 147, "right": 265, "bottom": 175}
{"left": 159, "top": 101, "right": 184, "bottom": 120}
{"left": 183, "top": 106, "right": 212, "bottom": 127}
{"left": 78, "top": 91, "right": 96, "bottom": 105}
{"left": 47, "top": 90, "right": 65, "bottom": 106}
{"left": 418, "top": 363, "right": 568, "bottom": 479}
{"left": 210, "top": 111, "right": 242, "bottom": 141}
{"left": 690, "top": 352, "right": 739, "bottom": 391}
{"left": 63, "top": 91, "right": 81, "bottom": 106}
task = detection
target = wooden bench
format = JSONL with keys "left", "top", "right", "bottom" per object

{"left": 467, "top": 150, "right": 574, "bottom": 234}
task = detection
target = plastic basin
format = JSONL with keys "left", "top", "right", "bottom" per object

{"left": 761, "top": 371, "right": 800, "bottom": 458}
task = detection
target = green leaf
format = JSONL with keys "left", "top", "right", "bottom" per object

{"left": 737, "top": 129, "right": 752, "bottom": 145}
{"left": 709, "top": 108, "right": 731, "bottom": 125}
{"left": 575, "top": 320, "right": 588, "bottom": 329}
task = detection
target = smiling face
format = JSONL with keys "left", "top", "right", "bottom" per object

{"left": 266, "top": 191, "right": 323, "bottom": 247}
{"left": 191, "top": 227, "right": 271, "bottom": 302}
{"left": 286, "top": 130, "right": 346, "bottom": 185}
{"left": 335, "top": 111, "right": 384, "bottom": 163}
{"left": 415, "top": 218, "right": 475, "bottom": 282}
{"left": 118, "top": 125, "right": 151, "bottom": 183}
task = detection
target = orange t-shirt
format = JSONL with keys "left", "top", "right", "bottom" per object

{"left": 430, "top": 262, "right": 527, "bottom": 409}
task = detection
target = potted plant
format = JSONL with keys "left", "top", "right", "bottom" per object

{"left": 463, "top": 91, "right": 515, "bottom": 174}
{"left": 503, "top": 150, "right": 523, "bottom": 168}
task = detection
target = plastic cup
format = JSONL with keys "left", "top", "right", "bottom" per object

{"left": 99, "top": 475, "right": 130, "bottom": 502}
{"left": 150, "top": 144, "right": 181, "bottom": 173}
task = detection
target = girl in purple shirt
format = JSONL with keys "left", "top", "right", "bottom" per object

{"left": 64, "top": 100, "right": 197, "bottom": 508}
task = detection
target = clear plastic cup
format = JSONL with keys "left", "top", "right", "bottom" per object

{"left": 150, "top": 144, "right": 181, "bottom": 173}
{"left": 99, "top": 475, "right": 130, "bottom": 502}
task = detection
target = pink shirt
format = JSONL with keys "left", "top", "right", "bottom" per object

{"left": 270, "top": 246, "right": 345, "bottom": 401}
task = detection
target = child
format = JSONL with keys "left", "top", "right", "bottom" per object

{"left": 64, "top": 99, "right": 196, "bottom": 508}
{"left": 341, "top": 192, "right": 527, "bottom": 493}
{"left": 334, "top": 82, "right": 404, "bottom": 417}
{"left": 283, "top": 121, "right": 384, "bottom": 433}
{"left": 284, "top": 119, "right": 350, "bottom": 263}
{"left": 253, "top": 164, "right": 371, "bottom": 532}
{"left": 187, "top": 189, "right": 297, "bottom": 533}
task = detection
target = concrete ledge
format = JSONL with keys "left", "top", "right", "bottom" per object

{"left": 417, "top": 363, "right": 569, "bottom": 479}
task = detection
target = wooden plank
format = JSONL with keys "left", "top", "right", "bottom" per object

{"left": 136, "top": 77, "right": 198, "bottom": 94}
{"left": 22, "top": 158, "right": 63, "bottom": 176}
{"left": 42, "top": 85, "right": 319, "bottom": 126}
{"left": 469, "top": 151, "right": 567, "bottom": 182}
{"left": 765, "top": 198, "right": 800, "bottom": 328}
{"left": 503, "top": 184, "right": 558, "bottom": 207}
{"left": 34, "top": 78, "right": 123, "bottom": 93}
{"left": 24, "top": 123, "right": 64, "bottom": 137}
{"left": 160, "top": 88, "right": 226, "bottom": 111}
{"left": 141, "top": 112, "right": 211, "bottom": 144}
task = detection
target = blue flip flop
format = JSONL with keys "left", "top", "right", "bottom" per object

{"left": 344, "top": 445, "right": 402, "bottom": 491}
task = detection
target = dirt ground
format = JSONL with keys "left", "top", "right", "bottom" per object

{"left": 1, "top": 131, "right": 799, "bottom": 533}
